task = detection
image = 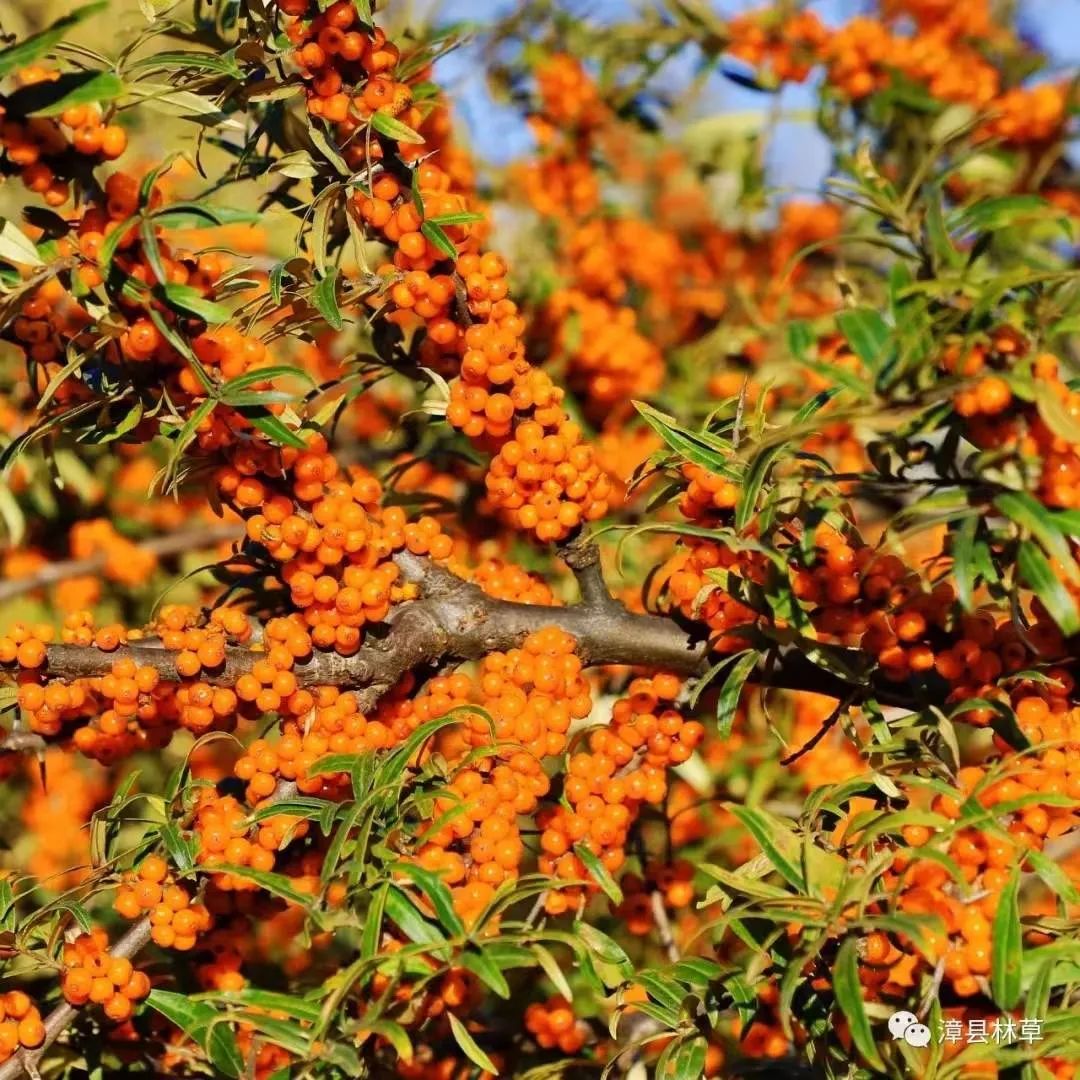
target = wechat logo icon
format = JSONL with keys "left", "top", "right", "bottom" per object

{"left": 888, "top": 1010, "right": 932, "bottom": 1047}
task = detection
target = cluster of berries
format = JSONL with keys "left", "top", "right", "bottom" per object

{"left": 61, "top": 930, "right": 150, "bottom": 1021}
{"left": 0, "top": 67, "right": 127, "bottom": 207}
{"left": 538, "top": 675, "right": 704, "bottom": 914}
{"left": 113, "top": 855, "right": 214, "bottom": 950}
{"left": 726, "top": 2, "right": 1069, "bottom": 144}
{"left": 0, "top": 992, "right": 45, "bottom": 1064}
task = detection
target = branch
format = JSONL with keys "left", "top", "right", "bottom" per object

{"left": 1, "top": 553, "right": 897, "bottom": 747}
{"left": 30, "top": 551, "right": 710, "bottom": 691}
{"left": 0, "top": 917, "right": 152, "bottom": 1080}
{"left": 560, "top": 537, "right": 618, "bottom": 611}
{"left": 649, "top": 890, "right": 680, "bottom": 964}
{"left": 0, "top": 523, "right": 244, "bottom": 604}
{"left": 0, "top": 558, "right": 888, "bottom": 1076}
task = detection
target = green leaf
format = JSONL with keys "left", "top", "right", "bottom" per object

{"left": 199, "top": 990, "right": 321, "bottom": 1024}
{"left": 634, "top": 401, "right": 736, "bottom": 478}
{"left": 131, "top": 50, "right": 243, "bottom": 78}
{"left": 158, "top": 820, "right": 195, "bottom": 871}
{"left": 924, "top": 182, "right": 962, "bottom": 269}
{"left": 384, "top": 885, "right": 447, "bottom": 947}
{"left": 0, "top": 878, "right": 14, "bottom": 930}
{"left": 220, "top": 365, "right": 315, "bottom": 404}
{"left": 211, "top": 865, "right": 315, "bottom": 910}
{"left": 533, "top": 944, "right": 574, "bottom": 1001}
{"left": 6, "top": 71, "right": 125, "bottom": 117}
{"left": 1027, "top": 850, "right": 1080, "bottom": 905}
{"left": 162, "top": 283, "right": 231, "bottom": 323}
{"left": 1034, "top": 382, "right": 1080, "bottom": 445}
{"left": 373, "top": 711, "right": 470, "bottom": 792}
{"left": 715, "top": 650, "right": 760, "bottom": 737}
{"left": 833, "top": 937, "right": 885, "bottom": 1070}
{"left": 725, "top": 805, "right": 803, "bottom": 889}
{"left": 147, "top": 990, "right": 242, "bottom": 1078}
{"left": 306, "top": 119, "right": 349, "bottom": 174}
{"left": 147, "top": 308, "right": 214, "bottom": 394}
{"left": 352, "top": 0, "right": 373, "bottom": 24}
{"left": 736, "top": 443, "right": 783, "bottom": 530}
{"left": 836, "top": 308, "right": 890, "bottom": 373}
{"left": 247, "top": 412, "right": 308, "bottom": 450}
{"left": 153, "top": 203, "right": 260, "bottom": 229}
{"left": 140, "top": 217, "right": 167, "bottom": 285}
{"left": 390, "top": 864, "right": 465, "bottom": 937}
{"left": 447, "top": 1013, "right": 497, "bottom": 1075}
{"left": 427, "top": 211, "right": 484, "bottom": 226}
{"left": 357, "top": 1019, "right": 411, "bottom": 1061}
{"left": 786, "top": 320, "right": 815, "bottom": 361}
{"left": 360, "top": 884, "right": 388, "bottom": 959}
{"left": 1024, "top": 955, "right": 1055, "bottom": 1021}
{"left": 313, "top": 267, "right": 344, "bottom": 331}
{"left": 950, "top": 194, "right": 1050, "bottom": 235}
{"left": 1017, "top": 540, "right": 1080, "bottom": 636}
{"left": 0, "top": 218, "right": 43, "bottom": 266}
{"left": 991, "top": 867, "right": 1023, "bottom": 1009}
{"left": 460, "top": 948, "right": 511, "bottom": 999}
{"left": 0, "top": 3, "right": 108, "bottom": 79}
{"left": 573, "top": 843, "right": 623, "bottom": 905}
{"left": 408, "top": 165, "right": 426, "bottom": 216}
{"left": 310, "top": 183, "right": 341, "bottom": 278}
{"left": 370, "top": 111, "right": 425, "bottom": 145}
{"left": 952, "top": 514, "right": 980, "bottom": 612}
{"left": 307, "top": 753, "right": 366, "bottom": 779}
{"left": 96, "top": 214, "right": 135, "bottom": 274}
{"left": 165, "top": 395, "right": 216, "bottom": 465}
{"left": 994, "top": 491, "right": 1077, "bottom": 573}
{"left": 420, "top": 220, "right": 457, "bottom": 259}
{"left": 634, "top": 971, "right": 683, "bottom": 1014}
{"left": 667, "top": 1035, "right": 708, "bottom": 1080}
{"left": 574, "top": 921, "right": 632, "bottom": 974}
{"left": 219, "top": 1012, "right": 310, "bottom": 1056}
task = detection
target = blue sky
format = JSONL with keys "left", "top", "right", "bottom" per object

{"left": 431, "top": 0, "right": 1080, "bottom": 199}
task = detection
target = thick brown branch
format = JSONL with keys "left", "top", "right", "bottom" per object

{"left": 0, "top": 524, "right": 244, "bottom": 604}
{"left": 29, "top": 552, "right": 708, "bottom": 691}
{"left": 7, "top": 554, "right": 886, "bottom": 751}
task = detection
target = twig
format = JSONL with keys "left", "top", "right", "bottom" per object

{"left": 0, "top": 523, "right": 244, "bottom": 604}
{"left": 648, "top": 890, "right": 680, "bottom": 964}
{"left": 779, "top": 689, "right": 860, "bottom": 766}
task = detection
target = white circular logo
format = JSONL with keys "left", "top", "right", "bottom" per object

{"left": 904, "top": 1023, "right": 932, "bottom": 1048}
{"left": 888, "top": 1010, "right": 919, "bottom": 1039}
{"left": 887, "top": 1010, "right": 930, "bottom": 1047}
